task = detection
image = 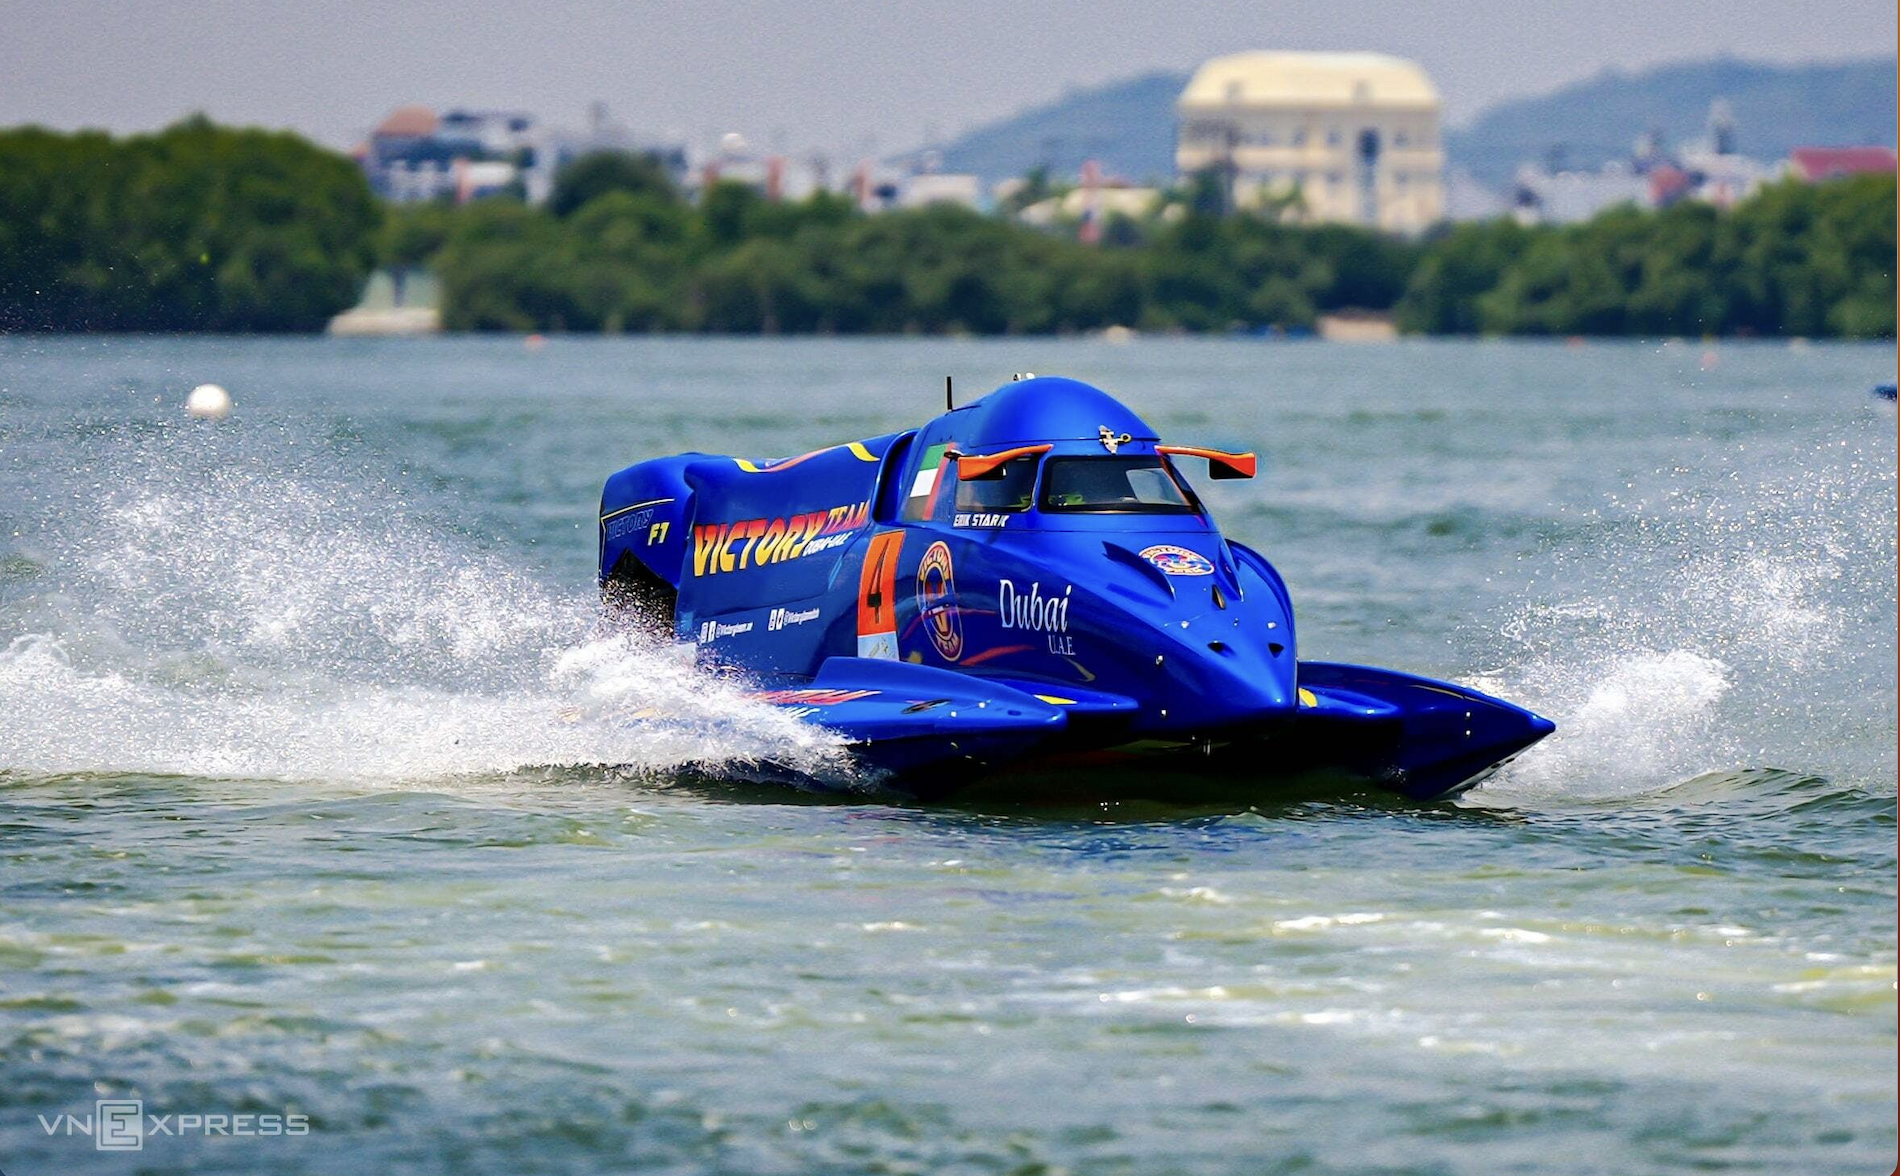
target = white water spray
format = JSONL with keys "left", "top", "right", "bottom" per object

{"left": 0, "top": 434, "right": 841, "bottom": 785}
{"left": 1474, "top": 425, "right": 1897, "bottom": 801}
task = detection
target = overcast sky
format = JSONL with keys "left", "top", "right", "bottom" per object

{"left": 2, "top": 0, "right": 1892, "bottom": 158}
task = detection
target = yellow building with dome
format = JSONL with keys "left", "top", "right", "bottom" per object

{"left": 1175, "top": 51, "right": 1444, "bottom": 232}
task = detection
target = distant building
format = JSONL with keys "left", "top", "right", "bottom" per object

{"left": 452, "top": 159, "right": 521, "bottom": 203}
{"left": 687, "top": 132, "right": 833, "bottom": 203}
{"left": 1442, "top": 169, "right": 1508, "bottom": 220}
{"left": 1510, "top": 161, "right": 1652, "bottom": 224}
{"left": 1508, "top": 101, "right": 1780, "bottom": 223}
{"left": 356, "top": 106, "right": 533, "bottom": 203}
{"left": 439, "top": 109, "right": 535, "bottom": 157}
{"left": 1670, "top": 100, "right": 1770, "bottom": 208}
{"left": 1509, "top": 156, "right": 1771, "bottom": 224}
{"left": 843, "top": 158, "right": 909, "bottom": 211}
{"left": 1787, "top": 147, "right": 1898, "bottom": 182}
{"left": 356, "top": 103, "right": 687, "bottom": 205}
{"left": 900, "top": 173, "right": 983, "bottom": 209}
{"left": 530, "top": 103, "right": 688, "bottom": 203}
{"left": 1645, "top": 164, "right": 1694, "bottom": 209}
{"left": 1175, "top": 51, "right": 1445, "bottom": 232}
{"left": 1677, "top": 148, "right": 1770, "bottom": 208}
{"left": 1019, "top": 185, "right": 1161, "bottom": 228}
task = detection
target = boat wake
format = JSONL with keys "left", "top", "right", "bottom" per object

{"left": 1472, "top": 425, "right": 1897, "bottom": 803}
{"left": 2, "top": 411, "right": 1890, "bottom": 803}
{"left": 0, "top": 432, "right": 841, "bottom": 786}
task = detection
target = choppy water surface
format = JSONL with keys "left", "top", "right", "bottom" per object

{"left": 1, "top": 336, "right": 1893, "bottom": 1175}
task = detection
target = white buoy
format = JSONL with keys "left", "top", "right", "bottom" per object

{"left": 185, "top": 383, "right": 232, "bottom": 419}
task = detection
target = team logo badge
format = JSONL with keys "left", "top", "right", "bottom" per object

{"left": 1138, "top": 544, "right": 1214, "bottom": 576}
{"left": 915, "top": 541, "right": 964, "bottom": 661}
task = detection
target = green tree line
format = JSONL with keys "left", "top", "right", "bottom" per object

{"left": 0, "top": 118, "right": 379, "bottom": 331}
{"left": 1394, "top": 179, "right": 1897, "bottom": 338}
{"left": 1, "top": 121, "right": 1892, "bottom": 337}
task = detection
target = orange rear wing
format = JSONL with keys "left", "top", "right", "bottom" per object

{"left": 954, "top": 444, "right": 1052, "bottom": 480}
{"left": 1156, "top": 445, "right": 1256, "bottom": 479}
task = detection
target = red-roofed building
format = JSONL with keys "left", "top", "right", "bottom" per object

{"left": 356, "top": 102, "right": 687, "bottom": 205}
{"left": 1787, "top": 147, "right": 1897, "bottom": 183}
{"left": 359, "top": 105, "right": 530, "bottom": 203}
{"left": 1647, "top": 164, "right": 1693, "bottom": 207}
{"left": 375, "top": 105, "right": 440, "bottom": 140}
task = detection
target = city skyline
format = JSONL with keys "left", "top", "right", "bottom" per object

{"left": 2, "top": 0, "right": 1894, "bottom": 160}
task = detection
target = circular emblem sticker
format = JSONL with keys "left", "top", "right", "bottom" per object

{"left": 1139, "top": 544, "right": 1214, "bottom": 577}
{"left": 915, "top": 541, "right": 964, "bottom": 661}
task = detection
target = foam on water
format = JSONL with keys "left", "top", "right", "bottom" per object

{"left": 1475, "top": 425, "right": 1898, "bottom": 800}
{"left": 0, "top": 427, "right": 840, "bottom": 784}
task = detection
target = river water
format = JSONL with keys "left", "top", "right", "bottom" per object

{"left": 1, "top": 336, "right": 1893, "bottom": 1175}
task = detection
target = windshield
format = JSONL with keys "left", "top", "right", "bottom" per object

{"left": 1039, "top": 456, "right": 1197, "bottom": 514}
{"left": 955, "top": 456, "right": 1038, "bottom": 513}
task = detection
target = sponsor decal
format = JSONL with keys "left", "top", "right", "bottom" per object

{"left": 603, "top": 507, "right": 656, "bottom": 542}
{"left": 1139, "top": 544, "right": 1214, "bottom": 577}
{"left": 954, "top": 512, "right": 1008, "bottom": 528}
{"left": 697, "top": 619, "right": 755, "bottom": 644}
{"left": 768, "top": 606, "right": 821, "bottom": 631}
{"left": 915, "top": 541, "right": 964, "bottom": 662}
{"left": 601, "top": 497, "right": 676, "bottom": 543}
{"left": 998, "top": 578, "right": 1075, "bottom": 655}
{"left": 690, "top": 500, "right": 869, "bottom": 576}
{"left": 856, "top": 530, "right": 904, "bottom": 660}
{"left": 802, "top": 531, "right": 852, "bottom": 555}
{"left": 750, "top": 687, "right": 879, "bottom": 706}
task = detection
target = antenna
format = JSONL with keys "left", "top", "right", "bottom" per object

{"left": 945, "top": 375, "right": 954, "bottom": 410}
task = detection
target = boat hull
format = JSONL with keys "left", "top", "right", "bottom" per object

{"left": 739, "top": 657, "right": 1554, "bottom": 804}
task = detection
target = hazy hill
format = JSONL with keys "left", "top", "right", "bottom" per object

{"left": 1446, "top": 56, "right": 1898, "bottom": 187}
{"left": 924, "top": 56, "right": 1897, "bottom": 190}
{"left": 927, "top": 71, "right": 1189, "bottom": 185}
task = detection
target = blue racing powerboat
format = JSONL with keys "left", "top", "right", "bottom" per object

{"left": 598, "top": 376, "right": 1552, "bottom": 801}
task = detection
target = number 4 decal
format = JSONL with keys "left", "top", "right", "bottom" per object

{"left": 855, "top": 530, "right": 903, "bottom": 659}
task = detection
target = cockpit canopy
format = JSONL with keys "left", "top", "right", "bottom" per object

{"left": 957, "top": 453, "right": 1199, "bottom": 516}
{"left": 885, "top": 376, "right": 1254, "bottom": 530}
{"left": 950, "top": 376, "right": 1159, "bottom": 449}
